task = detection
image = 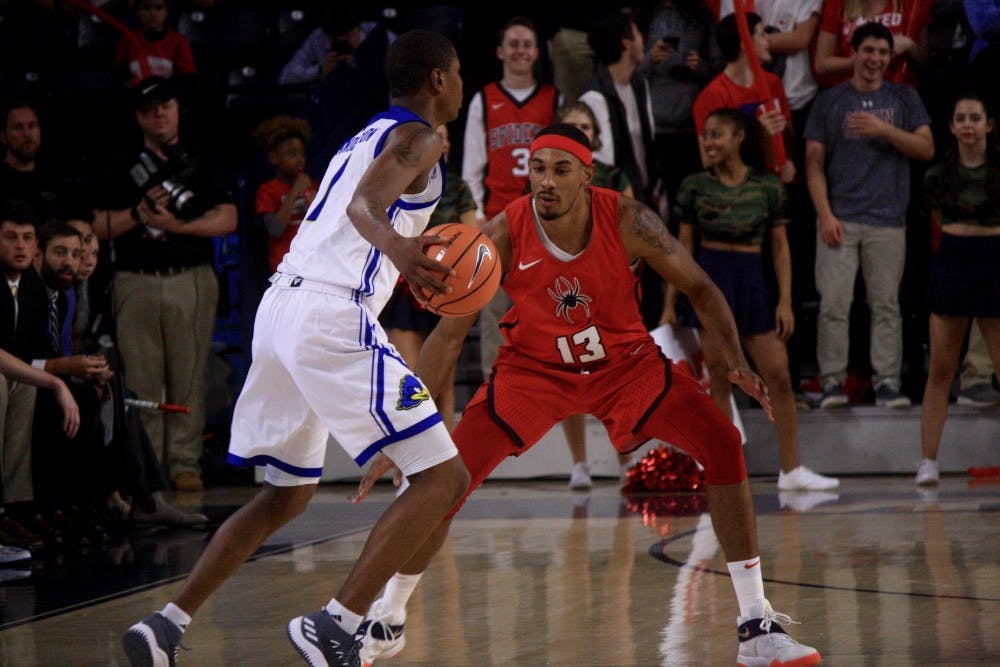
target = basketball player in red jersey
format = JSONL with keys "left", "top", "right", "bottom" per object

{"left": 355, "top": 125, "right": 822, "bottom": 667}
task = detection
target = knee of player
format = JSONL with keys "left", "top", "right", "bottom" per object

{"left": 261, "top": 483, "right": 315, "bottom": 521}
{"left": 701, "top": 424, "right": 746, "bottom": 482}
{"left": 413, "top": 454, "right": 470, "bottom": 505}
{"left": 444, "top": 455, "right": 471, "bottom": 502}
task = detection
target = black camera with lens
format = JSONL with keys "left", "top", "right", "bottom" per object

{"left": 127, "top": 145, "right": 202, "bottom": 219}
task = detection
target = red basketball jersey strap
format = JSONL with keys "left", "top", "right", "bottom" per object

{"left": 499, "top": 187, "right": 651, "bottom": 369}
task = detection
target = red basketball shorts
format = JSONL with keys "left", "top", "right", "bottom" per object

{"left": 447, "top": 347, "right": 746, "bottom": 517}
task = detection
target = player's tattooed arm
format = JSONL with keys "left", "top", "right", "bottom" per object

{"left": 348, "top": 123, "right": 453, "bottom": 296}
{"left": 350, "top": 123, "right": 441, "bottom": 226}
{"left": 620, "top": 198, "right": 770, "bottom": 416}
{"left": 620, "top": 197, "right": 676, "bottom": 261}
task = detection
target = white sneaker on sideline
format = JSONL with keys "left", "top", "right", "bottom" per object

{"left": 778, "top": 491, "right": 840, "bottom": 512}
{"left": 568, "top": 462, "right": 592, "bottom": 490}
{"left": 737, "top": 600, "right": 821, "bottom": 667}
{"left": 777, "top": 466, "right": 839, "bottom": 491}
{"left": 915, "top": 459, "right": 939, "bottom": 486}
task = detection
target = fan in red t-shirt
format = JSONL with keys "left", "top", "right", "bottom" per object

{"left": 692, "top": 12, "right": 795, "bottom": 183}
{"left": 114, "top": 0, "right": 197, "bottom": 88}
{"left": 251, "top": 115, "right": 319, "bottom": 273}
{"left": 813, "top": 0, "right": 931, "bottom": 89}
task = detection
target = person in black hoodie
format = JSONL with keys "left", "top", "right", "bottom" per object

{"left": 579, "top": 12, "right": 665, "bottom": 328}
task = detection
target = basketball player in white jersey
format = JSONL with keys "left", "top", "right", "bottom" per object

{"left": 122, "top": 30, "right": 469, "bottom": 667}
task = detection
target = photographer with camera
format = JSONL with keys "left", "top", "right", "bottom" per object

{"left": 94, "top": 76, "right": 236, "bottom": 493}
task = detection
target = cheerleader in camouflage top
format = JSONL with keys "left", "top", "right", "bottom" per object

{"left": 916, "top": 93, "right": 1000, "bottom": 485}
{"left": 668, "top": 107, "right": 839, "bottom": 492}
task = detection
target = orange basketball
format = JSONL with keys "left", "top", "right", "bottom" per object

{"left": 420, "top": 223, "right": 501, "bottom": 317}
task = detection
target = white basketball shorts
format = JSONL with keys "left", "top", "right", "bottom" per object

{"left": 228, "top": 277, "right": 457, "bottom": 485}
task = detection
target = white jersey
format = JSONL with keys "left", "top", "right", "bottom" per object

{"left": 278, "top": 106, "right": 446, "bottom": 315}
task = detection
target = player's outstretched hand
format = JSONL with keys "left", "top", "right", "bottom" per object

{"left": 728, "top": 366, "right": 774, "bottom": 422}
{"left": 385, "top": 233, "right": 454, "bottom": 303}
{"left": 352, "top": 453, "right": 403, "bottom": 504}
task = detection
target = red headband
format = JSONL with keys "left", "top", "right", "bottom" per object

{"left": 529, "top": 133, "right": 593, "bottom": 166}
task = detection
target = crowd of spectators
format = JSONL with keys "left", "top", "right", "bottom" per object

{"left": 1, "top": 0, "right": 998, "bottom": 564}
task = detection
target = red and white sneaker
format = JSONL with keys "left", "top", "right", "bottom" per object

{"left": 358, "top": 600, "right": 405, "bottom": 667}
{"left": 736, "top": 601, "right": 821, "bottom": 667}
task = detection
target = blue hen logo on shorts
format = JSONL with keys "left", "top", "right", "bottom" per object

{"left": 397, "top": 374, "right": 430, "bottom": 410}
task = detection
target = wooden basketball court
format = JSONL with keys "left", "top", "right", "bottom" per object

{"left": 1, "top": 474, "right": 997, "bottom": 666}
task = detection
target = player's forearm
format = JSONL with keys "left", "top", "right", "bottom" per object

{"left": 665, "top": 223, "right": 696, "bottom": 308}
{"left": 347, "top": 198, "right": 402, "bottom": 253}
{"left": 416, "top": 317, "right": 475, "bottom": 397}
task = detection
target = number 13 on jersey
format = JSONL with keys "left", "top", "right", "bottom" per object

{"left": 556, "top": 325, "right": 607, "bottom": 364}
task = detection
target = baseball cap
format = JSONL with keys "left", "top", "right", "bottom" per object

{"left": 133, "top": 76, "right": 178, "bottom": 111}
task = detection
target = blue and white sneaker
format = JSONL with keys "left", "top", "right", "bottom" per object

{"left": 122, "top": 612, "right": 184, "bottom": 667}
{"left": 287, "top": 609, "right": 362, "bottom": 667}
{"left": 736, "top": 601, "right": 821, "bottom": 667}
{"left": 359, "top": 600, "right": 405, "bottom": 667}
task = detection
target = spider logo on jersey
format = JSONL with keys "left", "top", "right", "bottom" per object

{"left": 547, "top": 276, "right": 593, "bottom": 324}
{"left": 396, "top": 374, "right": 430, "bottom": 410}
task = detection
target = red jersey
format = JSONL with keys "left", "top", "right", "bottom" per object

{"left": 255, "top": 176, "right": 318, "bottom": 272}
{"left": 482, "top": 82, "right": 559, "bottom": 219}
{"left": 817, "top": 0, "right": 931, "bottom": 88}
{"left": 497, "top": 187, "right": 652, "bottom": 370}
{"left": 692, "top": 71, "right": 791, "bottom": 171}
{"left": 115, "top": 29, "right": 197, "bottom": 87}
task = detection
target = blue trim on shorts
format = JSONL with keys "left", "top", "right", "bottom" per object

{"left": 370, "top": 345, "right": 410, "bottom": 437}
{"left": 368, "top": 340, "right": 390, "bottom": 437}
{"left": 226, "top": 453, "right": 323, "bottom": 478}
{"left": 356, "top": 412, "right": 444, "bottom": 465}
{"left": 375, "top": 347, "right": 392, "bottom": 433}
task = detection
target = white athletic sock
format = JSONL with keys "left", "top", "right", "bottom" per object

{"left": 727, "top": 557, "right": 766, "bottom": 619}
{"left": 324, "top": 598, "right": 363, "bottom": 635}
{"left": 381, "top": 572, "right": 423, "bottom": 620}
{"left": 160, "top": 603, "right": 191, "bottom": 632}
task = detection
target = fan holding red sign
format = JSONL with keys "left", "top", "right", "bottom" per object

{"left": 692, "top": 2, "right": 795, "bottom": 183}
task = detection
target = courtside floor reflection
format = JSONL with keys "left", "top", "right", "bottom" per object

{"left": 0, "top": 477, "right": 996, "bottom": 665}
